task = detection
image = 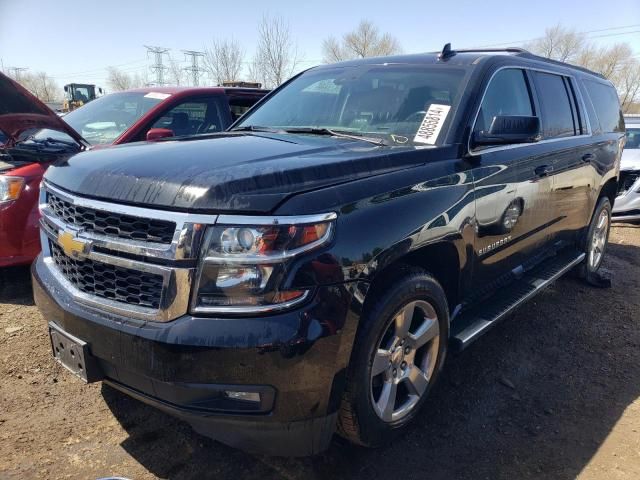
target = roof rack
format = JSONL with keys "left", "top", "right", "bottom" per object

{"left": 510, "top": 50, "right": 605, "bottom": 79}
{"left": 435, "top": 44, "right": 529, "bottom": 59}
{"left": 455, "top": 47, "right": 529, "bottom": 54}
{"left": 433, "top": 43, "right": 605, "bottom": 79}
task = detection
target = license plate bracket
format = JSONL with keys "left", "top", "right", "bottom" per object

{"left": 48, "top": 322, "right": 103, "bottom": 383}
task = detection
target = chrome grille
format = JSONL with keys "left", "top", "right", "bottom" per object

{"left": 47, "top": 191, "right": 176, "bottom": 243}
{"left": 50, "top": 241, "right": 163, "bottom": 309}
{"left": 39, "top": 181, "right": 217, "bottom": 322}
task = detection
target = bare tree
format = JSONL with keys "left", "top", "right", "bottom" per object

{"left": 528, "top": 25, "right": 640, "bottom": 113}
{"left": 166, "top": 54, "right": 186, "bottom": 86}
{"left": 132, "top": 70, "right": 150, "bottom": 89}
{"left": 33, "top": 72, "right": 57, "bottom": 102}
{"left": 322, "top": 20, "right": 402, "bottom": 63}
{"left": 106, "top": 67, "right": 148, "bottom": 91}
{"left": 616, "top": 62, "right": 640, "bottom": 112}
{"left": 204, "top": 38, "right": 244, "bottom": 85}
{"left": 526, "top": 24, "right": 585, "bottom": 62}
{"left": 107, "top": 66, "right": 134, "bottom": 91}
{"left": 254, "top": 14, "right": 299, "bottom": 88}
{"left": 322, "top": 36, "right": 344, "bottom": 63}
{"left": 246, "top": 55, "right": 264, "bottom": 86}
{"left": 9, "top": 70, "right": 60, "bottom": 102}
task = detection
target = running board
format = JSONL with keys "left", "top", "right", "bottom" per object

{"left": 451, "top": 249, "right": 585, "bottom": 351}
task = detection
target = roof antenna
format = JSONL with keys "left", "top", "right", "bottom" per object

{"left": 439, "top": 43, "right": 456, "bottom": 60}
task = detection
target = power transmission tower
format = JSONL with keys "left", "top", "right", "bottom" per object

{"left": 8, "top": 66, "right": 28, "bottom": 81}
{"left": 144, "top": 45, "right": 169, "bottom": 86}
{"left": 182, "top": 50, "right": 205, "bottom": 86}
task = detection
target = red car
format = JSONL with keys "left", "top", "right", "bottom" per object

{"left": 0, "top": 74, "right": 268, "bottom": 267}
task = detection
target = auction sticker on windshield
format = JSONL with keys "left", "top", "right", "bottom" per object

{"left": 144, "top": 92, "right": 171, "bottom": 100}
{"left": 414, "top": 104, "right": 451, "bottom": 145}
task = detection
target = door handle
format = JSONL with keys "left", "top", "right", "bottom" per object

{"left": 582, "top": 153, "right": 595, "bottom": 163}
{"left": 535, "top": 164, "right": 553, "bottom": 177}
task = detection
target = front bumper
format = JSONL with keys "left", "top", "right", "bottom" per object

{"left": 32, "top": 254, "right": 362, "bottom": 456}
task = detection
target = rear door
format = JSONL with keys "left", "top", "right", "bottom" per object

{"left": 529, "top": 71, "right": 597, "bottom": 246}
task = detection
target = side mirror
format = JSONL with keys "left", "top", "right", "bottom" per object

{"left": 474, "top": 115, "right": 541, "bottom": 146}
{"left": 64, "top": 85, "right": 69, "bottom": 92}
{"left": 146, "top": 128, "right": 174, "bottom": 141}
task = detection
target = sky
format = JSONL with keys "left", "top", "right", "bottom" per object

{"left": 1, "top": 0, "right": 639, "bottom": 90}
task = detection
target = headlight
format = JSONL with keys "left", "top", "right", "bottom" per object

{"left": 0, "top": 176, "right": 25, "bottom": 203}
{"left": 192, "top": 213, "right": 336, "bottom": 314}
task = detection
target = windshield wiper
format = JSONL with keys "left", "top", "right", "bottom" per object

{"left": 231, "top": 125, "right": 287, "bottom": 134}
{"left": 21, "top": 136, "right": 79, "bottom": 148}
{"left": 283, "top": 127, "right": 388, "bottom": 146}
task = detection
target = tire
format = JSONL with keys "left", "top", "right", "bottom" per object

{"left": 337, "top": 267, "right": 449, "bottom": 447}
{"left": 578, "top": 196, "right": 612, "bottom": 281}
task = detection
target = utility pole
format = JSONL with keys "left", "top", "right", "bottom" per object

{"left": 144, "top": 45, "right": 169, "bottom": 86}
{"left": 8, "top": 66, "right": 28, "bottom": 81}
{"left": 182, "top": 50, "right": 205, "bottom": 86}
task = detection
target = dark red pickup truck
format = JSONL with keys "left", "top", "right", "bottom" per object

{"left": 0, "top": 75, "right": 268, "bottom": 267}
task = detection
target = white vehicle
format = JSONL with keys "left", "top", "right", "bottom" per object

{"left": 612, "top": 115, "right": 640, "bottom": 222}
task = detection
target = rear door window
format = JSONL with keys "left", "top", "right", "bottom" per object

{"left": 473, "top": 68, "right": 534, "bottom": 139}
{"left": 583, "top": 80, "right": 624, "bottom": 133}
{"left": 532, "top": 72, "right": 576, "bottom": 139}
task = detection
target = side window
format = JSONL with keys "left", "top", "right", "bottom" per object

{"left": 228, "top": 96, "right": 263, "bottom": 122}
{"left": 473, "top": 69, "right": 533, "bottom": 137}
{"left": 532, "top": 72, "right": 576, "bottom": 139}
{"left": 152, "top": 98, "right": 224, "bottom": 136}
{"left": 583, "top": 80, "right": 624, "bottom": 133}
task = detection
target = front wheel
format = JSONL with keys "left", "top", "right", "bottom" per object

{"left": 338, "top": 269, "right": 449, "bottom": 446}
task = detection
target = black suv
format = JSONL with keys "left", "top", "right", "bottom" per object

{"left": 32, "top": 46, "right": 625, "bottom": 456}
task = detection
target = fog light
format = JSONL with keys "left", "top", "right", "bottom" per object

{"left": 225, "top": 390, "right": 261, "bottom": 402}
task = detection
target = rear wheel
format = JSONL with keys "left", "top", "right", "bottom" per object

{"left": 338, "top": 269, "right": 449, "bottom": 446}
{"left": 579, "top": 197, "right": 612, "bottom": 280}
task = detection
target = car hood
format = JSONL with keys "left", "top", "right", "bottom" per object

{"left": 621, "top": 148, "right": 640, "bottom": 171}
{"left": 0, "top": 72, "right": 87, "bottom": 148}
{"left": 44, "top": 133, "right": 436, "bottom": 213}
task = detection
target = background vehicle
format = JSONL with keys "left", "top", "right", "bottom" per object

{"left": 612, "top": 115, "right": 640, "bottom": 222}
{"left": 62, "top": 83, "right": 104, "bottom": 113}
{"left": 62, "top": 86, "right": 268, "bottom": 145}
{"left": 32, "top": 48, "right": 623, "bottom": 456}
{"left": 0, "top": 73, "right": 87, "bottom": 267}
{"left": 0, "top": 84, "right": 268, "bottom": 267}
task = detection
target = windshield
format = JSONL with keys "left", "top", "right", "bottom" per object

{"left": 235, "top": 64, "right": 468, "bottom": 146}
{"left": 626, "top": 127, "right": 640, "bottom": 149}
{"left": 63, "top": 92, "right": 166, "bottom": 145}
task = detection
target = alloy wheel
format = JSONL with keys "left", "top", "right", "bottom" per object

{"left": 370, "top": 300, "right": 440, "bottom": 422}
{"left": 589, "top": 209, "right": 609, "bottom": 271}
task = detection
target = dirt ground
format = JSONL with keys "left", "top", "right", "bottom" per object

{"left": 1, "top": 224, "right": 639, "bottom": 480}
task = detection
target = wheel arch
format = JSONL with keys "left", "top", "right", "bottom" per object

{"left": 599, "top": 177, "right": 617, "bottom": 207}
{"left": 363, "top": 241, "right": 461, "bottom": 319}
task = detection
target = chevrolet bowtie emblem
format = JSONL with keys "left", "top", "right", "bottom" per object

{"left": 58, "top": 230, "right": 88, "bottom": 258}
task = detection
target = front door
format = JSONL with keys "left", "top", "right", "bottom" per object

{"left": 470, "top": 68, "right": 555, "bottom": 291}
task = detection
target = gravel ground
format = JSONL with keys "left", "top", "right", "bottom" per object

{"left": 1, "top": 224, "right": 639, "bottom": 480}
